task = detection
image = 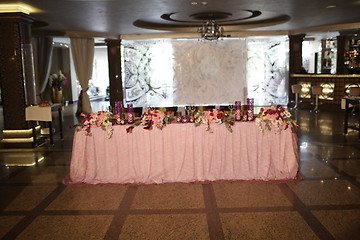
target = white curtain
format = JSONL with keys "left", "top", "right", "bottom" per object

{"left": 70, "top": 37, "right": 94, "bottom": 114}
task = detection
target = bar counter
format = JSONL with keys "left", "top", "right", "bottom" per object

{"left": 291, "top": 74, "right": 360, "bottom": 105}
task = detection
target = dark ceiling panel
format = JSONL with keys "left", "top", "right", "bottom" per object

{"left": 0, "top": 0, "right": 359, "bottom": 35}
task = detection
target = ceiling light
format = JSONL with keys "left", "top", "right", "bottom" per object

{"left": 198, "top": 20, "right": 225, "bottom": 41}
{"left": 0, "top": 4, "right": 35, "bottom": 14}
{"left": 326, "top": 5, "right": 336, "bottom": 8}
{"left": 201, "top": 2, "right": 208, "bottom": 5}
{"left": 191, "top": 2, "right": 198, "bottom": 5}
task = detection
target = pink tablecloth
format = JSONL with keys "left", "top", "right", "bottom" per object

{"left": 68, "top": 122, "right": 299, "bottom": 184}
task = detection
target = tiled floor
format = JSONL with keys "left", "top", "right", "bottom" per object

{"left": 0, "top": 101, "right": 359, "bottom": 240}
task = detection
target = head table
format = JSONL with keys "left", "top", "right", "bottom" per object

{"left": 67, "top": 122, "right": 299, "bottom": 185}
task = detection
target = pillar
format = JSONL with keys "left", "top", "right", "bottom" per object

{"left": 288, "top": 34, "right": 305, "bottom": 102}
{"left": 0, "top": 13, "right": 36, "bottom": 130}
{"left": 105, "top": 39, "right": 123, "bottom": 109}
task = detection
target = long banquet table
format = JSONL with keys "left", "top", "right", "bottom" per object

{"left": 67, "top": 122, "right": 299, "bottom": 185}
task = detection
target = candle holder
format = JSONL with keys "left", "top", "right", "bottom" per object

{"left": 114, "top": 102, "right": 122, "bottom": 124}
{"left": 181, "top": 115, "right": 189, "bottom": 123}
{"left": 189, "top": 111, "right": 195, "bottom": 123}
{"left": 120, "top": 113, "right": 127, "bottom": 125}
{"left": 176, "top": 111, "right": 182, "bottom": 123}
{"left": 241, "top": 105, "right": 247, "bottom": 121}
{"left": 246, "top": 98, "right": 254, "bottom": 121}
{"left": 235, "top": 101, "right": 241, "bottom": 121}
{"left": 115, "top": 101, "right": 123, "bottom": 115}
{"left": 115, "top": 113, "right": 121, "bottom": 125}
{"left": 242, "top": 114, "right": 248, "bottom": 122}
{"left": 247, "top": 110, "right": 254, "bottom": 121}
{"left": 127, "top": 104, "right": 134, "bottom": 124}
{"left": 127, "top": 113, "right": 134, "bottom": 124}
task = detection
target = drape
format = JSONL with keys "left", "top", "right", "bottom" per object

{"left": 32, "top": 37, "right": 54, "bottom": 102}
{"left": 70, "top": 37, "right": 94, "bottom": 115}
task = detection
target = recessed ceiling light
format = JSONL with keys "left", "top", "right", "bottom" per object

{"left": 191, "top": 2, "right": 198, "bottom": 5}
{"left": 201, "top": 1, "right": 208, "bottom": 4}
{"left": 326, "top": 5, "right": 336, "bottom": 8}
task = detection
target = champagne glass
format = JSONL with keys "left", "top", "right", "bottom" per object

{"left": 228, "top": 104, "right": 234, "bottom": 113}
{"left": 185, "top": 106, "right": 190, "bottom": 115}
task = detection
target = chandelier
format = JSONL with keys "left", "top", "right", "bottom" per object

{"left": 197, "top": 20, "right": 225, "bottom": 41}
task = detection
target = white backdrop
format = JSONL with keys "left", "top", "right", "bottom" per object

{"left": 172, "top": 39, "right": 247, "bottom": 105}
{"left": 122, "top": 37, "right": 288, "bottom": 107}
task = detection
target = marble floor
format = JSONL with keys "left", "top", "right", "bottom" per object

{"left": 0, "top": 101, "right": 359, "bottom": 240}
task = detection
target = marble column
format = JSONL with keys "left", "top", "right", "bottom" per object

{"left": 105, "top": 39, "right": 123, "bottom": 109}
{"left": 288, "top": 34, "right": 305, "bottom": 102}
{"left": 0, "top": 13, "right": 36, "bottom": 130}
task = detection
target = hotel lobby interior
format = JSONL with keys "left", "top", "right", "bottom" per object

{"left": 0, "top": 0, "right": 360, "bottom": 239}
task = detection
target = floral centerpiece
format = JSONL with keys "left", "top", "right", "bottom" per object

{"left": 72, "top": 111, "right": 114, "bottom": 138}
{"left": 126, "top": 109, "right": 172, "bottom": 133}
{"left": 255, "top": 105, "right": 299, "bottom": 134}
{"left": 49, "top": 70, "right": 68, "bottom": 91}
{"left": 194, "top": 109, "right": 234, "bottom": 133}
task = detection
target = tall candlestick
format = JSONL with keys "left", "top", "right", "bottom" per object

{"left": 127, "top": 104, "right": 134, "bottom": 124}
{"left": 115, "top": 101, "right": 123, "bottom": 124}
{"left": 246, "top": 98, "right": 254, "bottom": 121}
{"left": 235, "top": 101, "right": 241, "bottom": 121}
{"left": 115, "top": 113, "right": 121, "bottom": 125}
{"left": 115, "top": 101, "right": 123, "bottom": 114}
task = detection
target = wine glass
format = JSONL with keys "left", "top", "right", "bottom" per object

{"left": 228, "top": 104, "right": 234, "bottom": 114}
{"left": 185, "top": 105, "right": 195, "bottom": 115}
{"left": 228, "top": 104, "right": 234, "bottom": 111}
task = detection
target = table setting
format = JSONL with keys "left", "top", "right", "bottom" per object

{"left": 66, "top": 99, "right": 300, "bottom": 185}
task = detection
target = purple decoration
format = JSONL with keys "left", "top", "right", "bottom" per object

{"left": 235, "top": 101, "right": 241, "bottom": 121}
{"left": 246, "top": 98, "right": 254, "bottom": 111}
{"left": 127, "top": 113, "right": 134, "bottom": 124}
{"left": 115, "top": 101, "right": 123, "bottom": 115}
{"left": 246, "top": 99, "right": 254, "bottom": 121}
{"left": 181, "top": 115, "right": 189, "bottom": 123}
{"left": 247, "top": 110, "right": 254, "bottom": 121}
{"left": 235, "top": 110, "right": 241, "bottom": 121}
{"left": 127, "top": 104, "right": 134, "bottom": 124}
{"left": 127, "top": 103, "right": 133, "bottom": 113}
